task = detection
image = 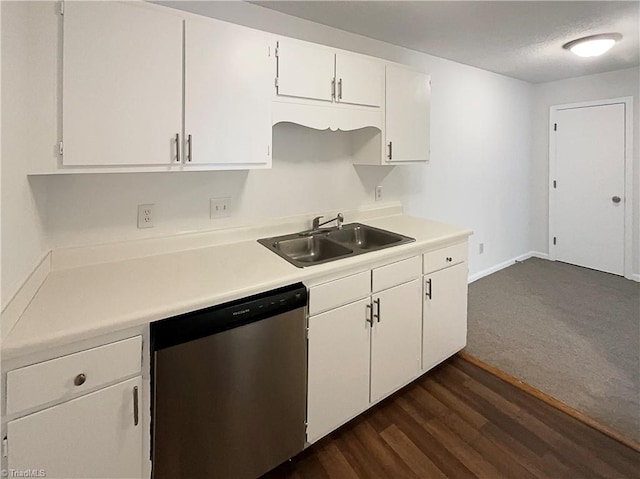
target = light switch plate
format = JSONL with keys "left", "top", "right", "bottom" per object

{"left": 210, "top": 197, "right": 231, "bottom": 219}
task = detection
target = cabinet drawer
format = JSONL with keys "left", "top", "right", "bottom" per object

{"left": 372, "top": 256, "right": 421, "bottom": 293}
{"left": 309, "top": 271, "right": 370, "bottom": 316}
{"left": 423, "top": 242, "right": 468, "bottom": 274}
{"left": 6, "top": 336, "right": 142, "bottom": 416}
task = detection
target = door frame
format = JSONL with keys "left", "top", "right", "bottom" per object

{"left": 548, "top": 97, "right": 634, "bottom": 279}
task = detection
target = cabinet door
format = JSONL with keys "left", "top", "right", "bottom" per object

{"left": 370, "top": 279, "right": 422, "bottom": 402}
{"left": 385, "top": 65, "right": 430, "bottom": 162}
{"left": 307, "top": 299, "right": 371, "bottom": 443}
{"left": 8, "top": 377, "right": 143, "bottom": 479}
{"left": 423, "top": 262, "right": 468, "bottom": 372}
{"left": 63, "top": 2, "right": 183, "bottom": 166}
{"left": 335, "top": 53, "right": 383, "bottom": 107}
{"left": 185, "top": 17, "right": 271, "bottom": 166}
{"left": 276, "top": 40, "right": 335, "bottom": 102}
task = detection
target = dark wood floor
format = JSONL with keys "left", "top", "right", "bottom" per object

{"left": 263, "top": 357, "right": 640, "bottom": 479}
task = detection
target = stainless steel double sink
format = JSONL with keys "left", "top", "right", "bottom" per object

{"left": 258, "top": 223, "right": 415, "bottom": 268}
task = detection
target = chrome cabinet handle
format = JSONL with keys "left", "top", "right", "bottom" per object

{"left": 612, "top": 196, "right": 621, "bottom": 204}
{"left": 388, "top": 141, "right": 393, "bottom": 160}
{"left": 338, "top": 78, "right": 343, "bottom": 100}
{"left": 74, "top": 373, "right": 86, "bottom": 386}
{"left": 366, "top": 303, "right": 373, "bottom": 326}
{"left": 187, "top": 134, "right": 192, "bottom": 163}
{"left": 331, "top": 78, "right": 336, "bottom": 99}
{"left": 425, "top": 278, "right": 432, "bottom": 299}
{"left": 374, "top": 298, "right": 381, "bottom": 322}
{"left": 175, "top": 133, "right": 181, "bottom": 163}
{"left": 133, "top": 386, "right": 139, "bottom": 426}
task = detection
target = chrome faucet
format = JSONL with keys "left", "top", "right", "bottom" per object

{"left": 312, "top": 213, "right": 344, "bottom": 231}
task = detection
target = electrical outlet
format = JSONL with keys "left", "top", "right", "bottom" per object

{"left": 375, "top": 186, "right": 383, "bottom": 201}
{"left": 479, "top": 243, "right": 484, "bottom": 254}
{"left": 210, "top": 197, "right": 231, "bottom": 219}
{"left": 137, "top": 204, "right": 154, "bottom": 229}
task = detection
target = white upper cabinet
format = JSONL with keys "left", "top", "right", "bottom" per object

{"left": 276, "top": 40, "right": 335, "bottom": 102}
{"left": 62, "top": 2, "right": 183, "bottom": 166}
{"left": 185, "top": 17, "right": 271, "bottom": 167}
{"left": 385, "top": 64, "right": 431, "bottom": 163}
{"left": 335, "top": 53, "right": 383, "bottom": 107}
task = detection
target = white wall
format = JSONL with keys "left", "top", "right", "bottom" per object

{"left": 531, "top": 67, "right": 640, "bottom": 274}
{"left": 2, "top": 1, "right": 533, "bottom": 304}
{"left": 1, "top": 2, "right": 50, "bottom": 308}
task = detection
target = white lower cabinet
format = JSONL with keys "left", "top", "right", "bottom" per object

{"left": 306, "top": 256, "right": 423, "bottom": 444}
{"left": 370, "top": 279, "right": 422, "bottom": 401}
{"left": 307, "top": 299, "right": 371, "bottom": 443}
{"left": 423, "top": 261, "right": 469, "bottom": 372}
{"left": 7, "top": 376, "right": 143, "bottom": 479}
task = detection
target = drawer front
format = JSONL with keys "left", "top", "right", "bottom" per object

{"left": 423, "top": 242, "right": 468, "bottom": 274}
{"left": 372, "top": 256, "right": 421, "bottom": 293}
{"left": 309, "top": 271, "right": 370, "bottom": 316}
{"left": 6, "top": 336, "right": 142, "bottom": 416}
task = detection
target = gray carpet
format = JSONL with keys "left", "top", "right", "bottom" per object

{"left": 466, "top": 258, "right": 640, "bottom": 442}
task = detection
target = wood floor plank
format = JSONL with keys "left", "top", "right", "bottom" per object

{"left": 380, "top": 399, "right": 479, "bottom": 479}
{"left": 449, "top": 359, "right": 631, "bottom": 478}
{"left": 263, "top": 357, "right": 640, "bottom": 479}
{"left": 379, "top": 424, "right": 448, "bottom": 479}
{"left": 316, "top": 442, "right": 359, "bottom": 479}
{"left": 352, "top": 420, "right": 420, "bottom": 479}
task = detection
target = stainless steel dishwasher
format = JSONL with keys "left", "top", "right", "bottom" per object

{"left": 151, "top": 283, "right": 308, "bottom": 479}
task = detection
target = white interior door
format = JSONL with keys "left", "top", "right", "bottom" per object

{"left": 185, "top": 17, "right": 271, "bottom": 166}
{"left": 552, "top": 103, "right": 626, "bottom": 275}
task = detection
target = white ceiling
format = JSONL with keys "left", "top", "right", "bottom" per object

{"left": 252, "top": 1, "right": 640, "bottom": 83}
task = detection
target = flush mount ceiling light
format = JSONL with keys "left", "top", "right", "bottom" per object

{"left": 563, "top": 33, "right": 622, "bottom": 58}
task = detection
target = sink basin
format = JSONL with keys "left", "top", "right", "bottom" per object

{"left": 274, "top": 236, "right": 353, "bottom": 264}
{"left": 258, "top": 222, "right": 415, "bottom": 268}
{"left": 327, "top": 225, "right": 403, "bottom": 250}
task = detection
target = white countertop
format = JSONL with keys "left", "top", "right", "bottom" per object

{"left": 2, "top": 214, "right": 471, "bottom": 360}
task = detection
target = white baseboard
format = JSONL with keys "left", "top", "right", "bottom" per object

{"left": 1, "top": 252, "right": 51, "bottom": 341}
{"left": 468, "top": 251, "right": 549, "bottom": 283}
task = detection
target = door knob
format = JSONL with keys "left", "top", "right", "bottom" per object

{"left": 612, "top": 196, "right": 621, "bottom": 204}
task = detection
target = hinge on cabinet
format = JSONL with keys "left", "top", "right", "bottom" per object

{"left": 554, "top": 123, "right": 557, "bottom": 131}
{"left": 58, "top": 141, "right": 64, "bottom": 156}
{"left": 275, "top": 77, "right": 279, "bottom": 89}
{"left": 59, "top": 1, "right": 64, "bottom": 15}
{"left": 553, "top": 237, "right": 557, "bottom": 246}
{"left": 275, "top": 42, "right": 279, "bottom": 58}
{"left": 2, "top": 437, "right": 8, "bottom": 458}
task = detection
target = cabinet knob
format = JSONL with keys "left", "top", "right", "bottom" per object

{"left": 74, "top": 373, "right": 86, "bottom": 386}
{"left": 446, "top": 257, "right": 453, "bottom": 262}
